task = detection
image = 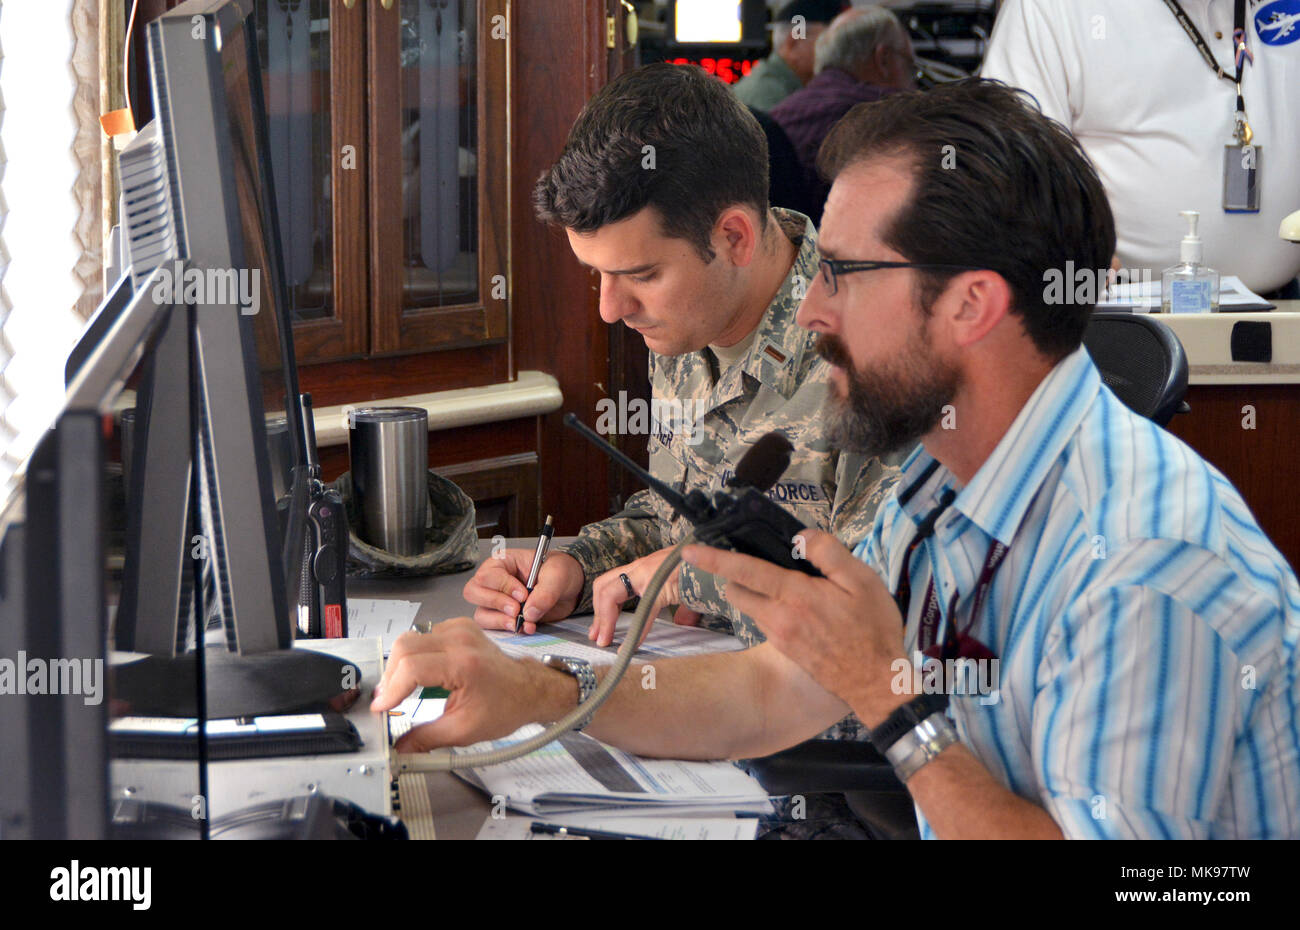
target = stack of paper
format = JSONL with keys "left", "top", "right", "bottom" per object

{"left": 394, "top": 609, "right": 768, "bottom": 838}
{"left": 453, "top": 724, "right": 772, "bottom": 817}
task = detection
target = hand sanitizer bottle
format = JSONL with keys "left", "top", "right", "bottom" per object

{"left": 1161, "top": 210, "right": 1220, "bottom": 313}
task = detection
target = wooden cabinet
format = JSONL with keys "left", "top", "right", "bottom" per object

{"left": 128, "top": 0, "right": 633, "bottom": 538}
{"left": 1166, "top": 383, "right": 1300, "bottom": 572}
{"left": 252, "top": 0, "right": 367, "bottom": 363}
{"left": 366, "top": 0, "right": 510, "bottom": 357}
{"left": 436, "top": 453, "right": 540, "bottom": 539}
{"left": 254, "top": 0, "right": 510, "bottom": 368}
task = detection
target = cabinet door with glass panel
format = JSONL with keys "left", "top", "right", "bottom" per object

{"left": 255, "top": 0, "right": 509, "bottom": 362}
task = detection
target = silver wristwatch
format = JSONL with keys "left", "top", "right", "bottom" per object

{"left": 541, "top": 654, "right": 598, "bottom": 731}
{"left": 883, "top": 711, "right": 959, "bottom": 783}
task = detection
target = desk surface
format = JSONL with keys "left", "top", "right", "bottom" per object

{"left": 349, "top": 539, "right": 549, "bottom": 840}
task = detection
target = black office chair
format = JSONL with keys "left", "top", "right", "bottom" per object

{"left": 1082, "top": 311, "right": 1190, "bottom": 426}
{"left": 745, "top": 739, "right": 921, "bottom": 840}
{"left": 745, "top": 313, "right": 1193, "bottom": 839}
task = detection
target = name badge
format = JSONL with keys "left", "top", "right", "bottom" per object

{"left": 1223, "top": 143, "right": 1261, "bottom": 213}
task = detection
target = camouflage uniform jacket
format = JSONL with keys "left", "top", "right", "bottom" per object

{"left": 558, "top": 209, "right": 901, "bottom": 738}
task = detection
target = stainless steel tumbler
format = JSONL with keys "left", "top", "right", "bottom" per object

{"left": 348, "top": 407, "right": 428, "bottom": 556}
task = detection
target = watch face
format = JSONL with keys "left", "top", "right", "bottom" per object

{"left": 543, "top": 655, "right": 587, "bottom": 672}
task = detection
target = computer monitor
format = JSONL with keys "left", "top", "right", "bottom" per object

{"left": 110, "top": 0, "right": 350, "bottom": 719}
{"left": 668, "top": 0, "right": 767, "bottom": 48}
{"left": 0, "top": 0, "right": 348, "bottom": 836}
{"left": 0, "top": 269, "right": 174, "bottom": 839}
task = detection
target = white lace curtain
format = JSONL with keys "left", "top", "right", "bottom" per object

{"left": 0, "top": 0, "right": 106, "bottom": 483}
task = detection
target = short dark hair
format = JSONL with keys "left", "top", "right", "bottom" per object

{"left": 534, "top": 63, "right": 770, "bottom": 262}
{"left": 817, "top": 78, "right": 1116, "bottom": 359}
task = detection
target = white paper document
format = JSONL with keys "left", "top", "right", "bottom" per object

{"left": 453, "top": 723, "right": 773, "bottom": 817}
{"left": 388, "top": 690, "right": 447, "bottom": 735}
{"left": 483, "top": 612, "right": 745, "bottom": 666}
{"left": 475, "top": 811, "right": 760, "bottom": 840}
{"left": 347, "top": 598, "right": 421, "bottom": 656}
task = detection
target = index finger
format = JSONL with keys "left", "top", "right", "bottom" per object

{"left": 380, "top": 621, "right": 469, "bottom": 696}
{"left": 371, "top": 650, "right": 450, "bottom": 712}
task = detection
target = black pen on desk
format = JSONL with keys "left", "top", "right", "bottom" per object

{"left": 516, "top": 515, "right": 555, "bottom": 633}
{"left": 529, "top": 821, "right": 661, "bottom": 840}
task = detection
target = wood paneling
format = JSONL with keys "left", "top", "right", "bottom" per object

{"left": 604, "top": 3, "right": 651, "bottom": 513}
{"left": 297, "top": 342, "right": 508, "bottom": 408}
{"left": 512, "top": 0, "right": 621, "bottom": 536}
{"left": 1165, "top": 383, "right": 1300, "bottom": 571}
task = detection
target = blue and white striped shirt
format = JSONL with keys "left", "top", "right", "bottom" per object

{"left": 856, "top": 346, "right": 1300, "bottom": 839}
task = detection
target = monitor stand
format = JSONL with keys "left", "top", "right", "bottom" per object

{"left": 112, "top": 301, "right": 357, "bottom": 720}
{"left": 111, "top": 649, "right": 360, "bottom": 719}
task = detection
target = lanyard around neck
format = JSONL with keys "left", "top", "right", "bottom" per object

{"left": 891, "top": 476, "right": 1009, "bottom": 663}
{"left": 1161, "top": 0, "right": 1256, "bottom": 143}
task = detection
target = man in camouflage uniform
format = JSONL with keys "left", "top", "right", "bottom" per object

{"left": 559, "top": 207, "right": 894, "bottom": 652}
{"left": 462, "top": 64, "right": 899, "bottom": 746}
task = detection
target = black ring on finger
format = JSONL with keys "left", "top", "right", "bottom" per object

{"left": 619, "top": 572, "right": 637, "bottom": 601}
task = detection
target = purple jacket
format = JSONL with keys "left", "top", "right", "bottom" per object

{"left": 770, "top": 69, "right": 896, "bottom": 218}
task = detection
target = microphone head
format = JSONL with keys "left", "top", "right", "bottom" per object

{"left": 731, "top": 432, "right": 793, "bottom": 492}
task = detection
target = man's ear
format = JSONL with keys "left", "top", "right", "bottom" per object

{"left": 944, "top": 271, "right": 1013, "bottom": 349}
{"left": 866, "top": 42, "right": 893, "bottom": 83}
{"left": 715, "top": 207, "right": 762, "bottom": 268}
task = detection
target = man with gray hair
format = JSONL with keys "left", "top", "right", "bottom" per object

{"left": 733, "top": 0, "right": 846, "bottom": 111}
{"left": 770, "top": 5, "right": 916, "bottom": 220}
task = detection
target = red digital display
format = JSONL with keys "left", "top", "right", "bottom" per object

{"left": 667, "top": 56, "right": 757, "bottom": 85}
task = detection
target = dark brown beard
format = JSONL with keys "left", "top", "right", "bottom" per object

{"left": 816, "top": 331, "right": 959, "bottom": 458}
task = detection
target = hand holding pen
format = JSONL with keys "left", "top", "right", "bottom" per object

{"left": 516, "top": 516, "right": 555, "bottom": 632}
{"left": 461, "top": 517, "right": 587, "bottom": 633}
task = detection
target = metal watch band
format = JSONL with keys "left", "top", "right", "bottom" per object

{"left": 541, "top": 654, "right": 598, "bottom": 732}
{"left": 883, "top": 710, "right": 959, "bottom": 783}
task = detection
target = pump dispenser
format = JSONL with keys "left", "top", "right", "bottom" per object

{"left": 1161, "top": 210, "right": 1220, "bottom": 313}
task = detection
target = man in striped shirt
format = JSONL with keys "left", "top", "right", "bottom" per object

{"left": 375, "top": 80, "right": 1300, "bottom": 839}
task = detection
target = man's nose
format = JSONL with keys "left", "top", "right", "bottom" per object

{"left": 795, "top": 267, "right": 835, "bottom": 334}
{"left": 598, "top": 275, "right": 635, "bottom": 324}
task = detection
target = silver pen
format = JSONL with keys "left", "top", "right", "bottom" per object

{"left": 516, "top": 515, "right": 554, "bottom": 633}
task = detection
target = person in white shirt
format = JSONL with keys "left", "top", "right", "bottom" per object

{"left": 981, "top": 0, "right": 1300, "bottom": 296}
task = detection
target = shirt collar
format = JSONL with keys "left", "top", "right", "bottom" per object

{"left": 895, "top": 346, "right": 1101, "bottom": 547}
{"left": 734, "top": 208, "right": 818, "bottom": 399}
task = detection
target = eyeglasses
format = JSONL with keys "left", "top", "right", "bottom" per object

{"left": 816, "top": 258, "right": 987, "bottom": 297}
